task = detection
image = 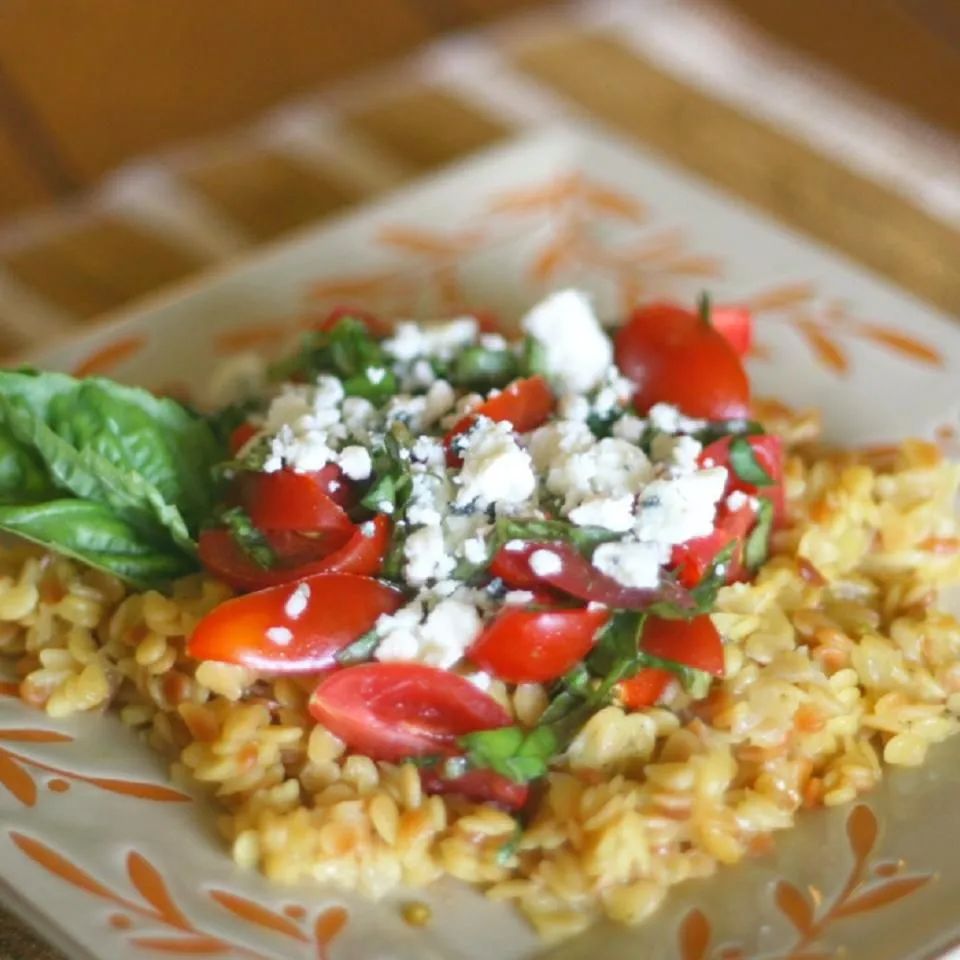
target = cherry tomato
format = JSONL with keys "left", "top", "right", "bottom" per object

{"left": 244, "top": 467, "right": 354, "bottom": 534}
{"left": 710, "top": 305, "right": 753, "bottom": 357}
{"left": 615, "top": 302, "right": 750, "bottom": 419}
{"left": 700, "top": 434, "right": 785, "bottom": 523}
{"left": 199, "top": 515, "right": 390, "bottom": 592}
{"left": 308, "top": 663, "right": 512, "bottom": 762}
{"left": 229, "top": 422, "right": 258, "bottom": 456}
{"left": 618, "top": 667, "right": 673, "bottom": 710}
{"left": 469, "top": 308, "right": 506, "bottom": 335}
{"left": 640, "top": 615, "right": 725, "bottom": 677}
{"left": 419, "top": 767, "right": 529, "bottom": 811}
{"left": 188, "top": 573, "right": 403, "bottom": 672}
{"left": 469, "top": 607, "right": 610, "bottom": 683}
{"left": 670, "top": 503, "right": 756, "bottom": 588}
{"left": 445, "top": 376, "right": 554, "bottom": 464}
{"left": 488, "top": 541, "right": 691, "bottom": 611}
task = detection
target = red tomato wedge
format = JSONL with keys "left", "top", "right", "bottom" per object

{"left": 229, "top": 422, "right": 258, "bottom": 456}
{"left": 640, "top": 615, "right": 725, "bottom": 677}
{"left": 188, "top": 573, "right": 402, "bottom": 672}
{"left": 420, "top": 767, "right": 529, "bottom": 811}
{"left": 445, "top": 376, "right": 554, "bottom": 463}
{"left": 309, "top": 663, "right": 512, "bottom": 762}
{"left": 710, "top": 305, "right": 753, "bottom": 357}
{"left": 469, "top": 607, "right": 610, "bottom": 683}
{"left": 489, "top": 541, "right": 692, "bottom": 611}
{"left": 700, "top": 434, "right": 785, "bottom": 523}
{"left": 670, "top": 503, "right": 756, "bottom": 588}
{"left": 244, "top": 467, "right": 354, "bottom": 533}
{"left": 615, "top": 301, "right": 750, "bottom": 420}
{"left": 618, "top": 668, "right": 673, "bottom": 710}
{"left": 198, "top": 516, "right": 391, "bottom": 592}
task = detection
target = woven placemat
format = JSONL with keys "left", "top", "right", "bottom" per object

{"left": 2, "top": 0, "right": 960, "bottom": 956}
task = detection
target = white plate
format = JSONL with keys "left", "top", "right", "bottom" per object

{"left": 3, "top": 124, "right": 960, "bottom": 960}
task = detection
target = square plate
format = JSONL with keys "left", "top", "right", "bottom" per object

{"left": 2, "top": 124, "right": 960, "bottom": 960}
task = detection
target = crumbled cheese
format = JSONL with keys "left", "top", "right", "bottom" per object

{"left": 479, "top": 333, "right": 508, "bottom": 351}
{"left": 403, "top": 525, "right": 456, "bottom": 585}
{"left": 383, "top": 318, "right": 478, "bottom": 362}
{"left": 590, "top": 366, "right": 635, "bottom": 418}
{"left": 454, "top": 417, "right": 536, "bottom": 510}
{"left": 406, "top": 471, "right": 449, "bottom": 527}
{"left": 634, "top": 467, "right": 728, "bottom": 546}
{"left": 592, "top": 541, "right": 661, "bottom": 589}
{"left": 650, "top": 433, "right": 703, "bottom": 473}
{"left": 558, "top": 394, "right": 591, "bottom": 422}
{"left": 612, "top": 414, "right": 646, "bottom": 443}
{"left": 361, "top": 520, "right": 376, "bottom": 537}
{"left": 265, "top": 626, "right": 293, "bottom": 646}
{"left": 504, "top": 590, "right": 536, "bottom": 606}
{"left": 283, "top": 583, "right": 311, "bottom": 620}
{"left": 568, "top": 494, "right": 636, "bottom": 532}
{"left": 726, "top": 490, "right": 757, "bottom": 512}
{"left": 521, "top": 289, "right": 612, "bottom": 392}
{"left": 341, "top": 396, "right": 376, "bottom": 441}
{"left": 462, "top": 532, "right": 489, "bottom": 566}
{"left": 647, "top": 402, "right": 706, "bottom": 436}
{"left": 530, "top": 549, "right": 562, "bottom": 577}
{"left": 366, "top": 366, "right": 386, "bottom": 384}
{"left": 374, "top": 594, "right": 482, "bottom": 669}
{"left": 337, "top": 445, "right": 372, "bottom": 481}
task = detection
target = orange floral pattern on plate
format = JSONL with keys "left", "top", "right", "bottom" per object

{"left": 677, "top": 804, "right": 934, "bottom": 960}
{"left": 10, "top": 832, "right": 349, "bottom": 959}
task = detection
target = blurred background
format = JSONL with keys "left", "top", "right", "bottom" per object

{"left": 0, "top": 0, "right": 958, "bottom": 351}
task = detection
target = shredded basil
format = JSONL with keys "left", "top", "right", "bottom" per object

{"left": 493, "top": 517, "right": 621, "bottom": 556}
{"left": 694, "top": 420, "right": 765, "bottom": 445}
{"left": 219, "top": 506, "right": 276, "bottom": 569}
{"left": 447, "top": 346, "right": 519, "bottom": 390}
{"left": 459, "top": 725, "right": 558, "bottom": 784}
{"left": 335, "top": 629, "right": 381, "bottom": 666}
{"left": 496, "top": 821, "right": 524, "bottom": 865}
{"left": 744, "top": 497, "right": 775, "bottom": 571}
{"left": 728, "top": 435, "right": 774, "bottom": 485}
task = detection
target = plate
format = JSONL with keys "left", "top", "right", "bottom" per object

{"left": 2, "top": 124, "right": 960, "bottom": 960}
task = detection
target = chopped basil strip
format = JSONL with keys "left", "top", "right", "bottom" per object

{"left": 218, "top": 506, "right": 276, "bottom": 569}
{"left": 694, "top": 420, "right": 765, "bottom": 445}
{"left": 697, "top": 290, "right": 712, "bottom": 325}
{"left": 494, "top": 517, "right": 621, "bottom": 556}
{"left": 496, "top": 821, "right": 524, "bottom": 865}
{"left": 520, "top": 336, "right": 548, "bottom": 378}
{"left": 447, "top": 346, "right": 519, "bottom": 389}
{"left": 744, "top": 497, "right": 775, "bottom": 571}
{"left": 729, "top": 435, "right": 774, "bottom": 485}
{"left": 459, "top": 725, "right": 558, "bottom": 784}
{"left": 335, "top": 629, "right": 381, "bottom": 666}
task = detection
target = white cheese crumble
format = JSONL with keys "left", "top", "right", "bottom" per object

{"left": 504, "top": 590, "right": 536, "bottom": 605}
{"left": 592, "top": 541, "right": 661, "bottom": 589}
{"left": 374, "top": 593, "right": 482, "bottom": 669}
{"left": 454, "top": 417, "right": 536, "bottom": 510}
{"left": 530, "top": 549, "right": 562, "bottom": 577}
{"left": 265, "top": 626, "right": 293, "bottom": 646}
{"left": 647, "top": 402, "right": 706, "bottom": 436}
{"left": 568, "top": 494, "right": 635, "bottom": 532}
{"left": 726, "top": 490, "right": 757, "bottom": 512}
{"left": 521, "top": 289, "right": 612, "bottom": 392}
{"left": 634, "top": 468, "right": 728, "bottom": 546}
{"left": 383, "top": 317, "right": 478, "bottom": 362}
{"left": 403, "top": 525, "right": 456, "bottom": 586}
{"left": 283, "top": 583, "right": 311, "bottom": 620}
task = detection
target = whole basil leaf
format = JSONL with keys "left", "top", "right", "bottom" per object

{"left": 728, "top": 435, "right": 774, "bottom": 485}
{"left": 0, "top": 500, "right": 195, "bottom": 587}
{"left": 744, "top": 497, "right": 775, "bottom": 571}
{"left": 0, "top": 429, "right": 59, "bottom": 503}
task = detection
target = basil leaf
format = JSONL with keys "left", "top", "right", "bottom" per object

{"left": 728, "top": 436, "right": 773, "bottom": 485}
{"left": 0, "top": 429, "right": 59, "bottom": 503}
{"left": 694, "top": 420, "right": 764, "bottom": 445}
{"left": 459, "top": 725, "right": 558, "bottom": 784}
{"left": 744, "top": 497, "right": 774, "bottom": 571}
{"left": 335, "top": 629, "right": 380, "bottom": 666}
{"left": 632, "top": 650, "right": 713, "bottom": 698}
{"left": 448, "top": 346, "right": 519, "bottom": 389}
{"left": 0, "top": 500, "right": 194, "bottom": 588}
{"left": 520, "top": 336, "right": 548, "bottom": 378}
{"left": 219, "top": 506, "right": 276, "bottom": 569}
{"left": 496, "top": 821, "right": 524, "bottom": 865}
{"left": 684, "top": 541, "right": 736, "bottom": 616}
{"left": 494, "top": 517, "right": 621, "bottom": 555}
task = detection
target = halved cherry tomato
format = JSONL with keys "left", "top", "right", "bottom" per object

{"left": 640, "top": 615, "right": 725, "bottom": 677}
{"left": 308, "top": 663, "right": 512, "bottom": 762}
{"left": 229, "top": 422, "right": 258, "bottom": 456}
{"left": 199, "top": 515, "right": 391, "bottom": 592}
{"left": 618, "top": 667, "right": 673, "bottom": 710}
{"left": 445, "top": 376, "right": 554, "bottom": 464}
{"left": 488, "top": 541, "right": 691, "bottom": 611}
{"left": 615, "top": 301, "right": 750, "bottom": 419}
{"left": 469, "top": 607, "right": 610, "bottom": 683}
{"left": 700, "top": 434, "right": 785, "bottom": 523}
{"left": 670, "top": 503, "right": 756, "bottom": 588}
{"left": 188, "top": 573, "right": 403, "bottom": 672}
{"left": 710, "top": 305, "right": 753, "bottom": 357}
{"left": 469, "top": 308, "right": 506, "bottom": 336}
{"left": 244, "top": 467, "right": 354, "bottom": 534}
{"left": 420, "top": 767, "right": 529, "bottom": 811}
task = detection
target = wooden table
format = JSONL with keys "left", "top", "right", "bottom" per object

{"left": 1, "top": 1, "right": 959, "bottom": 956}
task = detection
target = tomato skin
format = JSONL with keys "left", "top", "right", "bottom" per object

{"left": 308, "top": 663, "right": 512, "bottom": 762}
{"left": 615, "top": 302, "right": 750, "bottom": 420}
{"left": 188, "top": 573, "right": 403, "bottom": 673}
{"left": 700, "top": 434, "right": 785, "bottom": 523}
{"left": 710, "top": 305, "right": 753, "bottom": 357}
{"left": 469, "top": 607, "right": 610, "bottom": 683}
{"left": 419, "top": 767, "right": 529, "bottom": 811}
{"left": 244, "top": 467, "right": 354, "bottom": 534}
{"left": 445, "top": 376, "right": 554, "bottom": 463}
{"left": 199, "top": 515, "right": 390, "bottom": 592}
{"left": 229, "top": 422, "right": 258, "bottom": 456}
{"left": 640, "top": 615, "right": 725, "bottom": 677}
{"left": 670, "top": 503, "right": 756, "bottom": 588}
{"left": 618, "top": 668, "right": 673, "bottom": 710}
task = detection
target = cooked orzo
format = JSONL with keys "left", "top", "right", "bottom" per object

{"left": 1, "top": 291, "right": 958, "bottom": 942}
